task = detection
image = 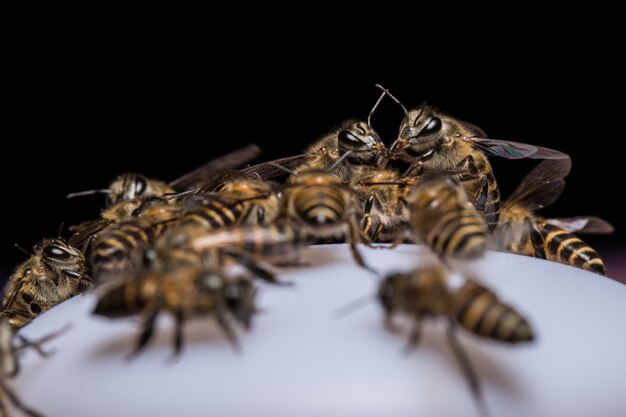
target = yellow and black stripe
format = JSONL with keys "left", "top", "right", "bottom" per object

{"left": 540, "top": 222, "right": 606, "bottom": 275}
{"left": 293, "top": 186, "right": 346, "bottom": 226}
{"left": 180, "top": 198, "right": 246, "bottom": 230}
{"left": 426, "top": 207, "right": 487, "bottom": 260}
{"left": 454, "top": 280, "right": 533, "bottom": 343}
{"left": 91, "top": 220, "right": 154, "bottom": 274}
{"left": 92, "top": 279, "right": 146, "bottom": 318}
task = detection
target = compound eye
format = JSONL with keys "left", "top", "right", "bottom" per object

{"left": 338, "top": 130, "right": 364, "bottom": 148}
{"left": 134, "top": 177, "right": 147, "bottom": 195}
{"left": 421, "top": 117, "right": 442, "bottom": 136}
{"left": 43, "top": 245, "right": 71, "bottom": 260}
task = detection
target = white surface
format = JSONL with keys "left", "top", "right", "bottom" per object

{"left": 10, "top": 245, "right": 626, "bottom": 417}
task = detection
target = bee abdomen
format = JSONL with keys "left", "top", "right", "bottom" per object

{"left": 428, "top": 208, "right": 487, "bottom": 259}
{"left": 295, "top": 187, "right": 345, "bottom": 226}
{"left": 182, "top": 200, "right": 243, "bottom": 230}
{"left": 454, "top": 282, "right": 533, "bottom": 343}
{"left": 541, "top": 223, "right": 606, "bottom": 275}
{"left": 91, "top": 222, "right": 153, "bottom": 273}
{"left": 93, "top": 282, "right": 146, "bottom": 318}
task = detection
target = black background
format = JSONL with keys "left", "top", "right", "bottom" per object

{"left": 1, "top": 5, "right": 624, "bottom": 272}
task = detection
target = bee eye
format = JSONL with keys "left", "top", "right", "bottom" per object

{"left": 43, "top": 245, "right": 71, "bottom": 260}
{"left": 421, "top": 117, "right": 442, "bottom": 136}
{"left": 338, "top": 130, "right": 364, "bottom": 148}
{"left": 134, "top": 177, "right": 147, "bottom": 195}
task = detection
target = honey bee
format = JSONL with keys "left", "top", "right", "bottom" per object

{"left": 380, "top": 86, "right": 568, "bottom": 231}
{"left": 67, "top": 197, "right": 159, "bottom": 252}
{"left": 379, "top": 266, "right": 533, "bottom": 416}
{"left": 93, "top": 265, "right": 258, "bottom": 356}
{"left": 497, "top": 158, "right": 613, "bottom": 274}
{"left": 404, "top": 174, "right": 488, "bottom": 260}
{"left": 89, "top": 198, "right": 182, "bottom": 281}
{"left": 1, "top": 239, "right": 89, "bottom": 329}
{"left": 242, "top": 90, "right": 388, "bottom": 183}
{"left": 67, "top": 144, "right": 262, "bottom": 206}
{"left": 190, "top": 169, "right": 372, "bottom": 270}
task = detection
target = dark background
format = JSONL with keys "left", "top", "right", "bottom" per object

{"left": 1, "top": 5, "right": 624, "bottom": 278}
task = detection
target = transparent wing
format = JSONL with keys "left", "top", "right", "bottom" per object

{"left": 241, "top": 154, "right": 315, "bottom": 179}
{"left": 504, "top": 158, "right": 572, "bottom": 211}
{"left": 469, "top": 137, "right": 569, "bottom": 160}
{"left": 545, "top": 216, "right": 614, "bottom": 234}
{"left": 169, "top": 144, "right": 263, "bottom": 190}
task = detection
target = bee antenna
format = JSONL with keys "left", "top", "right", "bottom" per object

{"left": 332, "top": 293, "right": 374, "bottom": 319}
{"left": 66, "top": 189, "right": 112, "bottom": 199}
{"left": 367, "top": 88, "right": 388, "bottom": 128}
{"left": 57, "top": 223, "right": 65, "bottom": 238}
{"left": 329, "top": 151, "right": 353, "bottom": 171}
{"left": 14, "top": 244, "right": 32, "bottom": 256}
{"left": 267, "top": 162, "right": 296, "bottom": 176}
{"left": 375, "top": 84, "right": 409, "bottom": 118}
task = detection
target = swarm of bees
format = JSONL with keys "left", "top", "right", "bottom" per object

{"left": 1, "top": 85, "right": 613, "bottom": 416}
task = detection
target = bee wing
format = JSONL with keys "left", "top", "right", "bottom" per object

{"left": 544, "top": 216, "right": 615, "bottom": 235}
{"left": 469, "top": 137, "right": 570, "bottom": 160}
{"left": 241, "top": 154, "right": 315, "bottom": 179}
{"left": 504, "top": 158, "right": 572, "bottom": 210}
{"left": 67, "top": 219, "right": 110, "bottom": 249}
{"left": 169, "top": 144, "right": 263, "bottom": 190}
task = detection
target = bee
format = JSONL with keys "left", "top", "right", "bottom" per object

{"left": 89, "top": 198, "right": 182, "bottom": 281}
{"left": 350, "top": 169, "right": 419, "bottom": 242}
{"left": 497, "top": 158, "right": 613, "bottom": 275}
{"left": 380, "top": 85, "right": 569, "bottom": 231}
{"left": 242, "top": 89, "right": 388, "bottom": 183}
{"left": 67, "top": 197, "right": 159, "bottom": 252}
{"left": 190, "top": 168, "right": 372, "bottom": 271}
{"left": 1, "top": 239, "right": 89, "bottom": 329}
{"left": 93, "top": 265, "right": 258, "bottom": 356}
{"left": 379, "top": 266, "right": 534, "bottom": 416}
{"left": 66, "top": 144, "right": 263, "bottom": 206}
{"left": 404, "top": 174, "right": 488, "bottom": 261}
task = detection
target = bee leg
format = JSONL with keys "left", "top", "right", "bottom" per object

{"left": 403, "top": 162, "right": 424, "bottom": 177}
{"left": 2, "top": 308, "right": 36, "bottom": 320}
{"left": 403, "top": 317, "right": 423, "bottom": 355}
{"left": 215, "top": 309, "right": 241, "bottom": 353}
{"left": 347, "top": 220, "right": 377, "bottom": 273}
{"left": 172, "top": 310, "right": 185, "bottom": 358}
{"left": 446, "top": 317, "right": 490, "bottom": 417}
{"left": 525, "top": 217, "right": 546, "bottom": 259}
{"left": 220, "top": 248, "right": 291, "bottom": 286}
{"left": 0, "top": 379, "right": 43, "bottom": 417}
{"left": 495, "top": 221, "right": 511, "bottom": 251}
{"left": 13, "top": 323, "right": 72, "bottom": 364}
{"left": 126, "top": 310, "right": 159, "bottom": 360}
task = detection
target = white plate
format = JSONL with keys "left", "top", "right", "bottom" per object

{"left": 10, "top": 245, "right": 626, "bottom": 417}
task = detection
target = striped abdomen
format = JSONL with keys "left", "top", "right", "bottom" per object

{"left": 191, "top": 221, "right": 312, "bottom": 257}
{"left": 540, "top": 222, "right": 606, "bottom": 275}
{"left": 180, "top": 198, "right": 246, "bottom": 230}
{"left": 453, "top": 280, "right": 533, "bottom": 343}
{"left": 293, "top": 186, "right": 346, "bottom": 226}
{"left": 91, "top": 221, "right": 154, "bottom": 274}
{"left": 425, "top": 206, "right": 487, "bottom": 260}
{"left": 92, "top": 280, "right": 147, "bottom": 318}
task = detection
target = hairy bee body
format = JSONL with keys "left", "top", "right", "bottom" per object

{"left": 2, "top": 239, "right": 88, "bottom": 328}
{"left": 292, "top": 120, "right": 387, "bottom": 182}
{"left": 89, "top": 200, "right": 181, "bottom": 279}
{"left": 387, "top": 105, "right": 502, "bottom": 230}
{"left": 93, "top": 266, "right": 257, "bottom": 355}
{"left": 406, "top": 176, "right": 488, "bottom": 260}
{"left": 497, "top": 159, "right": 608, "bottom": 274}
{"left": 106, "top": 173, "right": 174, "bottom": 206}
{"left": 351, "top": 168, "right": 417, "bottom": 242}
{"left": 379, "top": 266, "right": 533, "bottom": 343}
{"left": 499, "top": 208, "right": 606, "bottom": 275}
